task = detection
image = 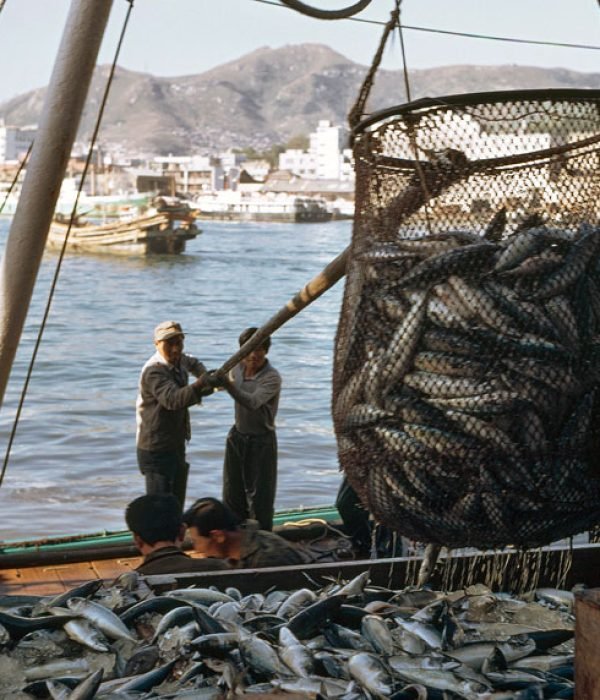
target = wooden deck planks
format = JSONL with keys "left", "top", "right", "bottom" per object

{"left": 91, "top": 556, "right": 141, "bottom": 581}
{"left": 0, "top": 565, "right": 67, "bottom": 596}
{"left": 0, "top": 556, "right": 142, "bottom": 596}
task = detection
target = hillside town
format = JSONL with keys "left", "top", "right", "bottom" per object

{"left": 2, "top": 107, "right": 595, "bottom": 226}
{"left": 0, "top": 118, "right": 356, "bottom": 223}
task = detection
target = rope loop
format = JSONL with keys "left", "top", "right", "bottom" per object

{"left": 279, "top": 0, "right": 372, "bottom": 20}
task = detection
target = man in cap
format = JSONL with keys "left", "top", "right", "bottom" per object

{"left": 136, "top": 320, "right": 216, "bottom": 507}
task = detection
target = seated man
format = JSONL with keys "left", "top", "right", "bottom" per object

{"left": 125, "top": 494, "right": 230, "bottom": 575}
{"left": 183, "top": 497, "right": 306, "bottom": 569}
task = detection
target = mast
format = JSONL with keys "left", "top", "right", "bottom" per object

{"left": 0, "top": 0, "right": 113, "bottom": 408}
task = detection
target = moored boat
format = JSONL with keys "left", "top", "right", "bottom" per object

{"left": 47, "top": 198, "right": 200, "bottom": 255}
{"left": 193, "top": 191, "right": 333, "bottom": 223}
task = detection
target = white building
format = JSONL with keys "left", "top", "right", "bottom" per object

{"left": 0, "top": 123, "right": 36, "bottom": 162}
{"left": 279, "top": 120, "right": 355, "bottom": 182}
{"left": 151, "top": 155, "right": 224, "bottom": 192}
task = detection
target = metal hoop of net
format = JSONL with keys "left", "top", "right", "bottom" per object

{"left": 333, "top": 89, "right": 600, "bottom": 550}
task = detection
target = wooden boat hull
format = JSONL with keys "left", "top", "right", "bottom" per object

{"left": 47, "top": 212, "right": 199, "bottom": 255}
{"left": 2, "top": 541, "right": 599, "bottom": 598}
{"left": 1, "top": 500, "right": 599, "bottom": 596}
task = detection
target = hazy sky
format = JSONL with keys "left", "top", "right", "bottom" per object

{"left": 0, "top": 0, "right": 598, "bottom": 103}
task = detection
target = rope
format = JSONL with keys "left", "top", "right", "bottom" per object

{"left": 278, "top": 0, "right": 372, "bottom": 20}
{"left": 0, "top": 0, "right": 136, "bottom": 489}
{"left": 0, "top": 141, "right": 33, "bottom": 215}
{"left": 392, "top": 1, "right": 435, "bottom": 233}
{"left": 395, "top": 0, "right": 411, "bottom": 103}
{"left": 348, "top": 7, "right": 399, "bottom": 131}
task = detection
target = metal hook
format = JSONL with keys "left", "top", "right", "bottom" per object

{"left": 279, "top": 0, "right": 372, "bottom": 20}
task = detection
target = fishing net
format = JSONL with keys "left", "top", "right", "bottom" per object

{"left": 333, "top": 89, "right": 600, "bottom": 549}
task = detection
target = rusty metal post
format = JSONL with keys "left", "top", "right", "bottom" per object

{"left": 575, "top": 588, "right": 600, "bottom": 699}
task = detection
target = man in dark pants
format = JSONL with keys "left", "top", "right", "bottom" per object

{"left": 136, "top": 320, "right": 214, "bottom": 508}
{"left": 125, "top": 494, "right": 229, "bottom": 575}
{"left": 216, "top": 328, "right": 281, "bottom": 531}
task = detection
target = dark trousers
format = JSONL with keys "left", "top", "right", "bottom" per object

{"left": 335, "top": 476, "right": 405, "bottom": 557}
{"left": 137, "top": 448, "right": 189, "bottom": 509}
{"left": 335, "top": 476, "right": 372, "bottom": 550}
{"left": 222, "top": 426, "right": 277, "bottom": 531}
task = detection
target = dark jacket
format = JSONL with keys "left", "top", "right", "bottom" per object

{"left": 136, "top": 352, "right": 206, "bottom": 453}
{"left": 136, "top": 546, "right": 230, "bottom": 575}
{"left": 233, "top": 520, "right": 306, "bottom": 569}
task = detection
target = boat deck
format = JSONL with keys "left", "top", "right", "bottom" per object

{"left": 4, "top": 544, "right": 600, "bottom": 598}
{"left": 0, "top": 508, "right": 348, "bottom": 596}
{"left": 0, "top": 555, "right": 142, "bottom": 596}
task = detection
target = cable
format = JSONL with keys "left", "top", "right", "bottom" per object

{"left": 251, "top": 0, "right": 600, "bottom": 53}
{"left": 0, "top": 141, "right": 33, "bottom": 215}
{"left": 0, "top": 0, "right": 136, "bottom": 488}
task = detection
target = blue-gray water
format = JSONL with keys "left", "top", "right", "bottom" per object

{"left": 0, "top": 218, "right": 351, "bottom": 541}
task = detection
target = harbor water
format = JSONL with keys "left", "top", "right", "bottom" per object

{"left": 0, "top": 218, "right": 351, "bottom": 540}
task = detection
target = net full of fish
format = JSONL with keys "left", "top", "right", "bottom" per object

{"left": 333, "top": 91, "right": 600, "bottom": 550}
{"left": 0, "top": 572, "right": 578, "bottom": 698}
{"left": 333, "top": 220, "right": 600, "bottom": 549}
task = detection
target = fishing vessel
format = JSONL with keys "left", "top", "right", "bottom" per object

{"left": 1, "top": 2, "right": 599, "bottom": 600}
{"left": 193, "top": 191, "right": 333, "bottom": 223}
{"left": 47, "top": 202, "right": 200, "bottom": 256}
{"left": 1, "top": 3, "right": 600, "bottom": 695}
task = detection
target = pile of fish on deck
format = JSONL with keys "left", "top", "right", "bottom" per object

{"left": 335, "top": 219, "right": 600, "bottom": 547}
{"left": 0, "top": 571, "right": 576, "bottom": 698}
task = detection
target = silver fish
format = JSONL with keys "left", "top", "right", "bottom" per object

{"left": 166, "top": 588, "right": 235, "bottom": 605}
{"left": 278, "top": 627, "right": 315, "bottom": 677}
{"left": 239, "top": 630, "right": 289, "bottom": 676}
{"left": 66, "top": 597, "right": 136, "bottom": 643}
{"left": 62, "top": 616, "right": 110, "bottom": 652}
{"left": 391, "top": 666, "right": 488, "bottom": 696}
{"left": 347, "top": 652, "right": 394, "bottom": 696}
{"left": 361, "top": 615, "right": 396, "bottom": 655}
{"left": 446, "top": 637, "right": 537, "bottom": 671}
{"left": 24, "top": 658, "right": 91, "bottom": 682}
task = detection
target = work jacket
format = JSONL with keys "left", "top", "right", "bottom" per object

{"left": 136, "top": 351, "right": 206, "bottom": 453}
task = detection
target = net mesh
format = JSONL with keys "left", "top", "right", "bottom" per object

{"left": 333, "top": 90, "right": 600, "bottom": 550}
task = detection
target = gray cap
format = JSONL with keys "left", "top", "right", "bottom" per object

{"left": 154, "top": 320, "right": 184, "bottom": 342}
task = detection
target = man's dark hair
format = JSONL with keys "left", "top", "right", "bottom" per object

{"left": 183, "top": 497, "right": 242, "bottom": 536}
{"left": 238, "top": 326, "right": 271, "bottom": 353}
{"left": 125, "top": 494, "right": 182, "bottom": 545}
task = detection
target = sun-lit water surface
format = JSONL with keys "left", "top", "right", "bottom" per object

{"left": 0, "top": 218, "right": 352, "bottom": 540}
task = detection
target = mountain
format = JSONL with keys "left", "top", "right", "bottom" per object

{"left": 1, "top": 44, "right": 598, "bottom": 155}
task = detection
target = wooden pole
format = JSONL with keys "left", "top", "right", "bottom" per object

{"left": 217, "top": 246, "right": 349, "bottom": 375}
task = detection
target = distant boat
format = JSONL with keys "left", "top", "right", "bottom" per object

{"left": 56, "top": 190, "right": 154, "bottom": 220}
{"left": 193, "top": 191, "right": 333, "bottom": 223}
{"left": 0, "top": 185, "right": 153, "bottom": 220}
{"left": 47, "top": 197, "right": 200, "bottom": 255}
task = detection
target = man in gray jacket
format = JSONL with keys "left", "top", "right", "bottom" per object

{"left": 216, "top": 327, "right": 281, "bottom": 531}
{"left": 136, "top": 320, "right": 214, "bottom": 507}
